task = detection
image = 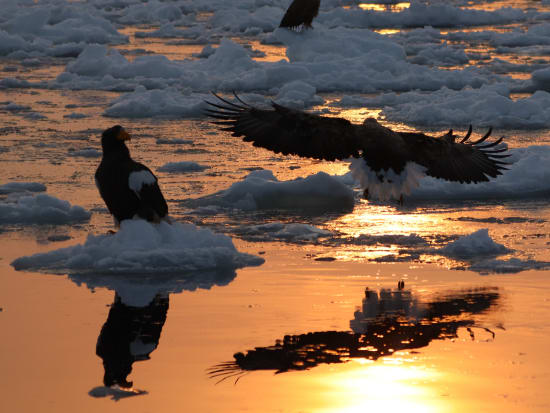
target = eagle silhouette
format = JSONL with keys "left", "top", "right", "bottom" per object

{"left": 206, "top": 93, "right": 509, "bottom": 202}
{"left": 279, "top": 0, "right": 320, "bottom": 30}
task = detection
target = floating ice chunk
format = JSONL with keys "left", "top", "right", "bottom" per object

{"left": 157, "top": 161, "right": 209, "bottom": 173}
{"left": 11, "top": 220, "right": 264, "bottom": 274}
{"left": 68, "top": 148, "right": 101, "bottom": 158}
{"left": 439, "top": 229, "right": 510, "bottom": 259}
{"left": 470, "top": 258, "right": 550, "bottom": 274}
{"left": 156, "top": 138, "right": 193, "bottom": 145}
{"left": 0, "top": 193, "right": 91, "bottom": 224}
{"left": 193, "top": 170, "right": 355, "bottom": 211}
{"left": 105, "top": 87, "right": 208, "bottom": 118}
{"left": 274, "top": 80, "right": 323, "bottom": 109}
{"left": 235, "top": 222, "right": 331, "bottom": 242}
{"left": 342, "top": 85, "right": 550, "bottom": 129}
{"left": 0, "top": 182, "right": 46, "bottom": 194}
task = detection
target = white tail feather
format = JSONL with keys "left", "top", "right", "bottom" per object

{"left": 349, "top": 158, "right": 427, "bottom": 201}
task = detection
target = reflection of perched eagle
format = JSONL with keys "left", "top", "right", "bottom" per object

{"left": 95, "top": 125, "right": 168, "bottom": 226}
{"left": 206, "top": 94, "right": 509, "bottom": 201}
{"left": 279, "top": 0, "right": 320, "bottom": 30}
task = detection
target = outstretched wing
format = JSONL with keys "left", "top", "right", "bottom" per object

{"left": 205, "top": 93, "right": 364, "bottom": 161}
{"left": 280, "top": 0, "right": 320, "bottom": 29}
{"left": 400, "top": 127, "right": 510, "bottom": 183}
{"left": 206, "top": 93, "right": 510, "bottom": 185}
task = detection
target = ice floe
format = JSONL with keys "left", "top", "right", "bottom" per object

{"left": 0, "top": 193, "right": 91, "bottom": 225}
{"left": 157, "top": 161, "right": 209, "bottom": 173}
{"left": 11, "top": 219, "right": 264, "bottom": 274}
{"left": 233, "top": 222, "right": 331, "bottom": 243}
{"left": 0, "top": 182, "right": 46, "bottom": 194}
{"left": 337, "top": 84, "right": 550, "bottom": 128}
{"left": 67, "top": 148, "right": 101, "bottom": 158}
{"left": 470, "top": 258, "right": 550, "bottom": 274}
{"left": 438, "top": 229, "right": 511, "bottom": 259}
{"left": 190, "top": 169, "right": 355, "bottom": 211}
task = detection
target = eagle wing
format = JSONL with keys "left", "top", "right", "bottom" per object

{"left": 206, "top": 93, "right": 363, "bottom": 161}
{"left": 126, "top": 161, "right": 168, "bottom": 222}
{"left": 399, "top": 128, "right": 509, "bottom": 183}
{"left": 206, "top": 94, "right": 509, "bottom": 185}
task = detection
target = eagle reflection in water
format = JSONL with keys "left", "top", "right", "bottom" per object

{"left": 96, "top": 292, "right": 169, "bottom": 389}
{"left": 209, "top": 286, "right": 500, "bottom": 383}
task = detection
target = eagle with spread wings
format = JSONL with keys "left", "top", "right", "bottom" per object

{"left": 205, "top": 93, "right": 509, "bottom": 202}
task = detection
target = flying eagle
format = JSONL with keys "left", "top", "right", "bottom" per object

{"left": 95, "top": 125, "right": 169, "bottom": 226}
{"left": 205, "top": 94, "right": 509, "bottom": 202}
{"left": 279, "top": 0, "right": 320, "bottom": 30}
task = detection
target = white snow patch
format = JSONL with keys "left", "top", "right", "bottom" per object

{"left": 11, "top": 219, "right": 264, "bottom": 274}
{"left": 439, "top": 229, "right": 510, "bottom": 259}
{"left": 105, "top": 87, "right": 209, "bottom": 118}
{"left": 0, "top": 193, "right": 91, "bottom": 224}
{"left": 236, "top": 222, "right": 331, "bottom": 242}
{"left": 194, "top": 169, "right": 355, "bottom": 211}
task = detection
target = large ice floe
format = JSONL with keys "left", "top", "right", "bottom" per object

{"left": 0, "top": 192, "right": 91, "bottom": 225}
{"left": 188, "top": 169, "right": 355, "bottom": 212}
{"left": 338, "top": 85, "right": 550, "bottom": 128}
{"left": 11, "top": 219, "right": 264, "bottom": 275}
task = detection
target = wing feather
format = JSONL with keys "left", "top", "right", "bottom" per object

{"left": 205, "top": 93, "right": 363, "bottom": 161}
{"left": 400, "top": 129, "right": 510, "bottom": 184}
{"left": 128, "top": 162, "right": 168, "bottom": 221}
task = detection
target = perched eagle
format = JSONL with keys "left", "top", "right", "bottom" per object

{"left": 205, "top": 94, "right": 509, "bottom": 202}
{"left": 279, "top": 0, "right": 320, "bottom": 30}
{"left": 95, "top": 125, "right": 168, "bottom": 226}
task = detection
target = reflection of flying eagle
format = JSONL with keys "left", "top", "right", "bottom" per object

{"left": 208, "top": 286, "right": 500, "bottom": 381}
{"left": 206, "top": 94, "right": 509, "bottom": 201}
{"left": 96, "top": 125, "right": 169, "bottom": 226}
{"left": 279, "top": 0, "right": 320, "bottom": 30}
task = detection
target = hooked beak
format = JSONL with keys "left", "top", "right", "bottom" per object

{"left": 116, "top": 128, "right": 131, "bottom": 141}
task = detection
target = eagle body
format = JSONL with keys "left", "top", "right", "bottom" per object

{"left": 280, "top": 0, "right": 320, "bottom": 30}
{"left": 206, "top": 94, "right": 509, "bottom": 202}
{"left": 96, "top": 125, "right": 168, "bottom": 226}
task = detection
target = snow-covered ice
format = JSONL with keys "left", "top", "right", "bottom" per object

{"left": 0, "top": 193, "right": 91, "bottom": 225}
{"left": 438, "top": 229, "right": 510, "bottom": 259}
{"left": 157, "top": 161, "right": 209, "bottom": 173}
{"left": 191, "top": 169, "right": 355, "bottom": 211}
{"left": 0, "top": 182, "right": 46, "bottom": 194}
{"left": 11, "top": 219, "right": 264, "bottom": 274}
